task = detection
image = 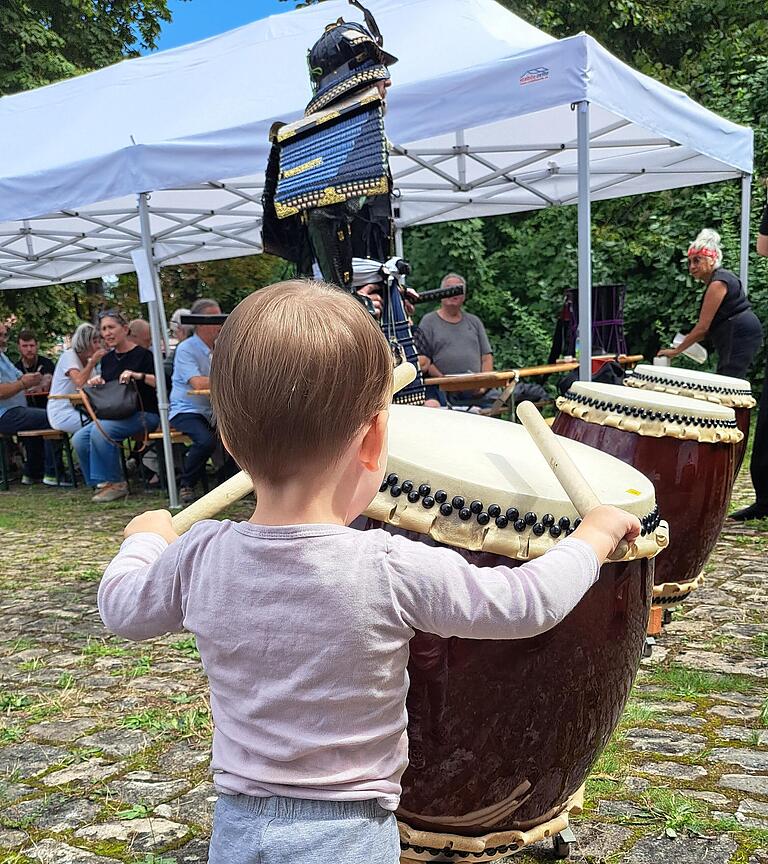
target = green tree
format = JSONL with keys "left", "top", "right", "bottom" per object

{"left": 404, "top": 0, "right": 768, "bottom": 387}
{"left": 0, "top": 0, "right": 173, "bottom": 96}
{"left": 0, "top": 0, "right": 175, "bottom": 348}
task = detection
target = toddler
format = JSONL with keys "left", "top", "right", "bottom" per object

{"left": 99, "top": 279, "right": 640, "bottom": 864}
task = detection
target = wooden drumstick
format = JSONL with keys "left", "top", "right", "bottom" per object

{"left": 515, "top": 400, "right": 630, "bottom": 561}
{"left": 171, "top": 361, "right": 418, "bottom": 535}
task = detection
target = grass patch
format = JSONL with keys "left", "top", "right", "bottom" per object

{"left": 110, "top": 654, "right": 152, "bottom": 679}
{"left": 56, "top": 671, "right": 76, "bottom": 690}
{"left": 9, "top": 638, "right": 35, "bottom": 653}
{"left": 76, "top": 567, "right": 104, "bottom": 582}
{"left": 589, "top": 730, "right": 633, "bottom": 784}
{"left": 753, "top": 634, "right": 768, "bottom": 658}
{"left": 116, "top": 803, "right": 151, "bottom": 820}
{"left": 645, "top": 665, "right": 754, "bottom": 697}
{"left": 0, "top": 692, "right": 33, "bottom": 712}
{"left": 122, "top": 706, "right": 212, "bottom": 739}
{"left": 27, "top": 697, "right": 64, "bottom": 723}
{"left": 619, "top": 700, "right": 658, "bottom": 728}
{"left": 17, "top": 657, "right": 45, "bottom": 672}
{"left": 638, "top": 787, "right": 709, "bottom": 833}
{"left": 0, "top": 853, "right": 34, "bottom": 864}
{"left": 134, "top": 854, "right": 178, "bottom": 864}
{"left": 170, "top": 635, "right": 200, "bottom": 661}
{"left": 81, "top": 638, "right": 131, "bottom": 659}
{"left": 0, "top": 725, "right": 24, "bottom": 744}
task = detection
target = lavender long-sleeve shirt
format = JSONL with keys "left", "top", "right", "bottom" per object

{"left": 99, "top": 520, "right": 599, "bottom": 809}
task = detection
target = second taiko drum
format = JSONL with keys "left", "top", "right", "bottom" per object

{"left": 625, "top": 364, "right": 755, "bottom": 477}
{"left": 552, "top": 381, "right": 741, "bottom": 604}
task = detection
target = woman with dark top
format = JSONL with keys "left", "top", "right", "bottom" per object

{"left": 72, "top": 311, "right": 160, "bottom": 503}
{"left": 657, "top": 228, "right": 763, "bottom": 377}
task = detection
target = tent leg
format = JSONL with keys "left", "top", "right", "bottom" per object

{"left": 576, "top": 101, "right": 592, "bottom": 382}
{"left": 395, "top": 226, "right": 404, "bottom": 260}
{"left": 138, "top": 192, "right": 180, "bottom": 510}
{"left": 740, "top": 174, "right": 752, "bottom": 295}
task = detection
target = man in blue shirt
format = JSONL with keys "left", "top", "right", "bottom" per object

{"left": 0, "top": 322, "right": 55, "bottom": 483}
{"left": 169, "top": 298, "right": 222, "bottom": 504}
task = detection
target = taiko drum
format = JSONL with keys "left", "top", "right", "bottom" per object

{"left": 626, "top": 364, "right": 755, "bottom": 476}
{"left": 363, "top": 405, "right": 667, "bottom": 847}
{"left": 553, "top": 381, "right": 741, "bottom": 603}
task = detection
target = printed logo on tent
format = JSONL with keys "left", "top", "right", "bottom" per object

{"left": 520, "top": 67, "right": 549, "bottom": 85}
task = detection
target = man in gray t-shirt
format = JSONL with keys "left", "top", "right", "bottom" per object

{"left": 416, "top": 273, "right": 493, "bottom": 404}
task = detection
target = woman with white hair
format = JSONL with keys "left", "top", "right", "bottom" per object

{"left": 47, "top": 323, "right": 106, "bottom": 433}
{"left": 657, "top": 228, "right": 763, "bottom": 377}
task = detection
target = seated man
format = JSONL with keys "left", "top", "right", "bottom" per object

{"left": 416, "top": 273, "right": 496, "bottom": 408}
{"left": 169, "top": 298, "right": 222, "bottom": 504}
{"left": 0, "top": 322, "right": 55, "bottom": 484}
{"left": 14, "top": 328, "right": 55, "bottom": 410}
{"left": 127, "top": 319, "right": 152, "bottom": 351}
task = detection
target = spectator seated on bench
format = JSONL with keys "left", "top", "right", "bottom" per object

{"left": 47, "top": 323, "right": 105, "bottom": 435}
{"left": 72, "top": 311, "right": 159, "bottom": 504}
{"left": 169, "top": 298, "right": 223, "bottom": 505}
{"left": 0, "top": 322, "right": 57, "bottom": 485}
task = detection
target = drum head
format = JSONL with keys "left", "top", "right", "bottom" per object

{"left": 364, "top": 404, "right": 666, "bottom": 561}
{"left": 557, "top": 381, "right": 742, "bottom": 445}
{"left": 627, "top": 364, "right": 755, "bottom": 408}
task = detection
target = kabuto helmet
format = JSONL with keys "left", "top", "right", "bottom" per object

{"left": 305, "top": 0, "right": 398, "bottom": 114}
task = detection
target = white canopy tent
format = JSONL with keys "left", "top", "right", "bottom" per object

{"left": 0, "top": 0, "right": 753, "bottom": 506}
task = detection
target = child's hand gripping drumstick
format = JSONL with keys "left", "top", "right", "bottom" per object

{"left": 515, "top": 401, "right": 641, "bottom": 563}
{"left": 124, "top": 362, "right": 418, "bottom": 541}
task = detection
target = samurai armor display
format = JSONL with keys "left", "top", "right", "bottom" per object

{"left": 273, "top": 89, "right": 388, "bottom": 219}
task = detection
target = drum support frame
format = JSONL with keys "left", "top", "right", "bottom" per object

{"left": 398, "top": 785, "right": 584, "bottom": 862}
{"left": 651, "top": 571, "right": 704, "bottom": 608}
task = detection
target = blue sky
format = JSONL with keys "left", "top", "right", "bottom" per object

{"left": 151, "top": 0, "right": 290, "bottom": 52}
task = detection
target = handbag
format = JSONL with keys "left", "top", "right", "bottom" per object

{"left": 81, "top": 379, "right": 139, "bottom": 420}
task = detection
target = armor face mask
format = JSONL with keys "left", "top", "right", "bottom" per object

{"left": 305, "top": 1, "right": 398, "bottom": 114}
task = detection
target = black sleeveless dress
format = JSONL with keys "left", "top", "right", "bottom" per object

{"left": 705, "top": 268, "right": 763, "bottom": 377}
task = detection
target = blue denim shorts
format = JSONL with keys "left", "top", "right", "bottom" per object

{"left": 208, "top": 793, "right": 400, "bottom": 864}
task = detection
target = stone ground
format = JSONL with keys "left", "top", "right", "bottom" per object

{"left": 1, "top": 474, "right": 767, "bottom": 864}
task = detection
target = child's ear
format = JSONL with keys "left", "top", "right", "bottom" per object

{"left": 359, "top": 410, "right": 389, "bottom": 472}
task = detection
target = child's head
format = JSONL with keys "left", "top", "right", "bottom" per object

{"left": 211, "top": 279, "right": 393, "bottom": 492}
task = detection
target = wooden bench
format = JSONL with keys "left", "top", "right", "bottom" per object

{"left": 13, "top": 428, "right": 78, "bottom": 488}
{"left": 148, "top": 430, "right": 193, "bottom": 446}
{"left": 481, "top": 397, "right": 554, "bottom": 419}
{"left": 145, "top": 429, "right": 208, "bottom": 494}
{"left": 17, "top": 428, "right": 69, "bottom": 441}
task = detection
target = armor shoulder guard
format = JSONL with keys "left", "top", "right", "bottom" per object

{"left": 273, "top": 87, "right": 389, "bottom": 219}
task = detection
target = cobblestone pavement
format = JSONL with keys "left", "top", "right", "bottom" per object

{"left": 1, "top": 475, "right": 767, "bottom": 863}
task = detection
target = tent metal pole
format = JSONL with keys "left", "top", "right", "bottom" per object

{"left": 137, "top": 192, "right": 180, "bottom": 509}
{"left": 740, "top": 174, "right": 752, "bottom": 295}
{"left": 577, "top": 101, "right": 592, "bottom": 382}
{"left": 394, "top": 226, "right": 404, "bottom": 259}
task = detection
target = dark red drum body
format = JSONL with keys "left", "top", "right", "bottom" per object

{"left": 626, "top": 364, "right": 755, "bottom": 479}
{"left": 371, "top": 525, "right": 653, "bottom": 834}
{"left": 553, "top": 383, "right": 740, "bottom": 594}
{"left": 363, "top": 405, "right": 666, "bottom": 839}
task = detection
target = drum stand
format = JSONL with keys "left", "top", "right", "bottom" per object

{"left": 398, "top": 785, "right": 584, "bottom": 862}
{"left": 644, "top": 571, "right": 704, "bottom": 655}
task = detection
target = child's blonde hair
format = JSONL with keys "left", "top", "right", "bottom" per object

{"left": 211, "top": 280, "right": 393, "bottom": 484}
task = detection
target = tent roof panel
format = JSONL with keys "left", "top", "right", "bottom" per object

{"left": 0, "top": 0, "right": 752, "bottom": 288}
